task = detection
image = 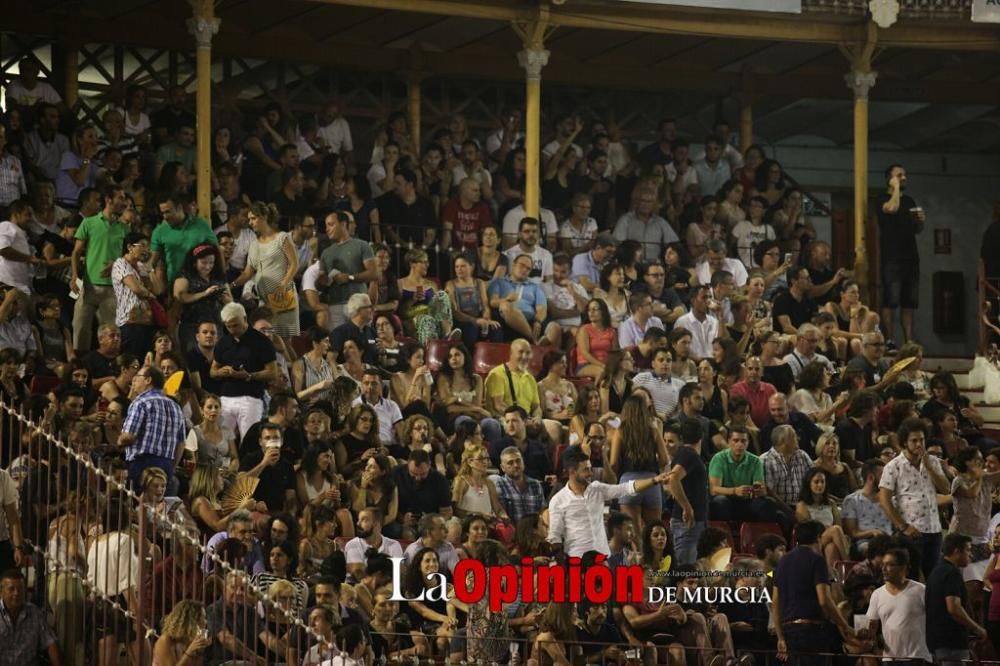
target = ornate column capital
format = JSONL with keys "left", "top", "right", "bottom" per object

{"left": 517, "top": 48, "right": 550, "bottom": 81}
{"left": 845, "top": 70, "right": 878, "bottom": 100}
{"left": 187, "top": 17, "right": 220, "bottom": 48}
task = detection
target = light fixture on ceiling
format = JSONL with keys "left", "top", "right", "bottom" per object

{"left": 869, "top": 0, "right": 899, "bottom": 28}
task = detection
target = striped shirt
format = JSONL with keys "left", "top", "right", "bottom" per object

{"left": 0, "top": 153, "right": 27, "bottom": 206}
{"left": 121, "top": 388, "right": 186, "bottom": 461}
{"left": 111, "top": 257, "right": 145, "bottom": 327}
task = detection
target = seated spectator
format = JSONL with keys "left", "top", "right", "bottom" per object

{"left": 488, "top": 406, "right": 552, "bottom": 485}
{"left": 488, "top": 254, "right": 558, "bottom": 345}
{"left": 671, "top": 381, "right": 727, "bottom": 461}
{"left": 760, "top": 393, "right": 822, "bottom": 458}
{"left": 454, "top": 514, "right": 491, "bottom": 560}
{"left": 613, "top": 183, "right": 678, "bottom": 262}
{"left": 474, "top": 225, "right": 507, "bottom": 282}
{"left": 782, "top": 323, "right": 834, "bottom": 381}
{"left": 847, "top": 534, "right": 893, "bottom": 586}
{"left": 673, "top": 286, "right": 720, "bottom": 361}
{"left": 446, "top": 254, "right": 500, "bottom": 351}
{"left": 842, "top": 460, "right": 895, "bottom": 558}
{"left": 329, "top": 293, "right": 377, "bottom": 366}
{"left": 593, "top": 261, "right": 631, "bottom": 328}
{"left": 634, "top": 260, "right": 686, "bottom": 326}
{"left": 202, "top": 509, "right": 265, "bottom": 575}
{"left": 292, "top": 326, "right": 336, "bottom": 406}
{"left": 731, "top": 195, "right": 776, "bottom": 268}
{"left": 452, "top": 444, "right": 508, "bottom": 520}
{"left": 343, "top": 508, "right": 403, "bottom": 581}
{"left": 504, "top": 216, "right": 553, "bottom": 284}
{"left": 813, "top": 432, "right": 859, "bottom": 502}
{"left": 824, "top": 279, "right": 880, "bottom": 357}
{"left": 575, "top": 299, "right": 617, "bottom": 380}
{"left": 686, "top": 195, "right": 720, "bottom": 262}
{"left": 570, "top": 232, "right": 615, "bottom": 294}
{"left": 372, "top": 314, "right": 404, "bottom": 374}
{"left": 542, "top": 253, "right": 589, "bottom": 338}
{"left": 598, "top": 349, "right": 635, "bottom": 415}
{"left": 695, "top": 239, "right": 748, "bottom": 288}
{"left": 397, "top": 248, "right": 453, "bottom": 341}
{"left": 772, "top": 266, "right": 817, "bottom": 335}
{"left": 484, "top": 340, "right": 542, "bottom": 422}
{"left": 667, "top": 327, "right": 697, "bottom": 378}
{"left": 393, "top": 414, "right": 444, "bottom": 475}
{"left": 729, "top": 356, "right": 777, "bottom": 432}
{"left": 633, "top": 347, "right": 680, "bottom": 421}
{"left": 490, "top": 447, "right": 545, "bottom": 523}
{"left": 441, "top": 178, "right": 492, "bottom": 254}
{"left": 708, "top": 426, "right": 776, "bottom": 522}
{"left": 761, "top": 424, "right": 813, "bottom": 519}
{"left": 389, "top": 343, "right": 433, "bottom": 416}
{"left": 435, "top": 343, "right": 490, "bottom": 427}
{"left": 536, "top": 350, "right": 577, "bottom": 428}
{"left": 393, "top": 450, "right": 452, "bottom": 536}
{"left": 348, "top": 452, "right": 399, "bottom": 532}
{"left": 355, "top": 368, "right": 403, "bottom": 448}
{"left": 403, "top": 514, "right": 459, "bottom": 574}
{"left": 754, "top": 533, "right": 787, "bottom": 575}
{"left": 795, "top": 468, "right": 851, "bottom": 572}
{"left": 788, "top": 361, "right": 843, "bottom": 427}
{"left": 834, "top": 389, "right": 880, "bottom": 466}
{"left": 619, "top": 291, "right": 666, "bottom": 350}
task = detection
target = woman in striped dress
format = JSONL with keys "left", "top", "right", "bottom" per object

{"left": 237, "top": 202, "right": 300, "bottom": 336}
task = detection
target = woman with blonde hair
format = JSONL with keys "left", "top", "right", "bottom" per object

{"left": 609, "top": 394, "right": 669, "bottom": 529}
{"left": 451, "top": 444, "right": 508, "bottom": 520}
{"left": 188, "top": 464, "right": 256, "bottom": 536}
{"left": 813, "top": 433, "right": 858, "bottom": 501}
{"left": 152, "top": 599, "right": 210, "bottom": 666}
{"left": 232, "top": 202, "right": 300, "bottom": 337}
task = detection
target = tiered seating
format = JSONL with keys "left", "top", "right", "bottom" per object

{"left": 708, "top": 521, "right": 736, "bottom": 549}
{"left": 738, "top": 521, "right": 783, "bottom": 555}
{"left": 425, "top": 339, "right": 460, "bottom": 373}
{"left": 472, "top": 342, "right": 511, "bottom": 377}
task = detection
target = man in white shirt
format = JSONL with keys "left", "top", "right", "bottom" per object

{"left": 673, "top": 286, "right": 720, "bottom": 361}
{"left": 542, "top": 254, "right": 589, "bottom": 333}
{"left": 864, "top": 548, "right": 932, "bottom": 662}
{"left": 692, "top": 121, "right": 744, "bottom": 172}
{"left": 879, "top": 417, "right": 950, "bottom": 579}
{"left": 0, "top": 201, "right": 39, "bottom": 294}
{"left": 4, "top": 58, "right": 63, "bottom": 110}
{"left": 485, "top": 108, "right": 524, "bottom": 171}
{"left": 451, "top": 140, "right": 494, "bottom": 201}
{"left": 632, "top": 347, "right": 680, "bottom": 421}
{"left": 502, "top": 203, "right": 557, "bottom": 249}
{"left": 504, "top": 217, "right": 553, "bottom": 284}
{"left": 541, "top": 114, "right": 583, "bottom": 162}
{"left": 366, "top": 142, "right": 399, "bottom": 198}
{"left": 214, "top": 203, "right": 255, "bottom": 271}
{"left": 695, "top": 239, "right": 749, "bottom": 287}
{"left": 782, "top": 323, "right": 835, "bottom": 380}
{"left": 343, "top": 507, "right": 403, "bottom": 580}
{"left": 548, "top": 447, "right": 668, "bottom": 557}
{"left": 316, "top": 101, "right": 354, "bottom": 167}
{"left": 353, "top": 369, "right": 402, "bottom": 447}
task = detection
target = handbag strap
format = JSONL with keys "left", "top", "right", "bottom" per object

{"left": 503, "top": 364, "right": 517, "bottom": 404}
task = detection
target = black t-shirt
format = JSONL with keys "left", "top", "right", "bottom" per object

{"left": 834, "top": 416, "right": 872, "bottom": 463}
{"left": 807, "top": 266, "right": 839, "bottom": 305}
{"left": 238, "top": 420, "right": 305, "bottom": 467}
{"left": 329, "top": 321, "right": 378, "bottom": 365}
{"left": 376, "top": 193, "right": 438, "bottom": 246}
{"left": 763, "top": 363, "right": 795, "bottom": 395}
{"left": 876, "top": 192, "right": 921, "bottom": 265}
{"left": 185, "top": 348, "right": 222, "bottom": 397}
{"left": 774, "top": 545, "right": 828, "bottom": 622}
{"left": 926, "top": 559, "right": 967, "bottom": 650}
{"left": 272, "top": 192, "right": 310, "bottom": 218}
{"left": 671, "top": 414, "right": 720, "bottom": 464}
{"left": 846, "top": 355, "right": 889, "bottom": 388}
{"left": 84, "top": 350, "right": 115, "bottom": 381}
{"left": 150, "top": 107, "right": 196, "bottom": 143}
{"left": 760, "top": 412, "right": 822, "bottom": 458}
{"left": 238, "top": 450, "right": 297, "bottom": 512}
{"left": 771, "top": 290, "right": 817, "bottom": 332}
{"left": 213, "top": 328, "right": 277, "bottom": 400}
{"left": 670, "top": 444, "right": 708, "bottom": 521}
{"left": 391, "top": 463, "right": 451, "bottom": 517}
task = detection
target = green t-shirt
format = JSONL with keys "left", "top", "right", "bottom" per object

{"left": 707, "top": 448, "right": 764, "bottom": 488}
{"left": 75, "top": 213, "right": 129, "bottom": 286}
{"left": 150, "top": 216, "right": 217, "bottom": 286}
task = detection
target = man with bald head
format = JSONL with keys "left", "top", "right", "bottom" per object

{"left": 760, "top": 423, "right": 814, "bottom": 516}
{"left": 484, "top": 339, "right": 541, "bottom": 421}
{"left": 729, "top": 356, "right": 778, "bottom": 430}
{"left": 782, "top": 323, "right": 834, "bottom": 381}
{"left": 442, "top": 177, "right": 493, "bottom": 253}
{"left": 759, "top": 393, "right": 822, "bottom": 457}
{"left": 846, "top": 331, "right": 900, "bottom": 390}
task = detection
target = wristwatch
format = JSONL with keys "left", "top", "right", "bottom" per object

{"left": 348, "top": 274, "right": 355, "bottom": 282}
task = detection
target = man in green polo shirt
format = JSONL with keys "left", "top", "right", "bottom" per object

{"left": 151, "top": 193, "right": 217, "bottom": 287}
{"left": 708, "top": 425, "right": 778, "bottom": 523}
{"left": 70, "top": 184, "right": 129, "bottom": 351}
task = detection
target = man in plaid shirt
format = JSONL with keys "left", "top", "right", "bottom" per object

{"left": 491, "top": 447, "right": 545, "bottom": 522}
{"left": 118, "top": 366, "right": 186, "bottom": 491}
{"left": 761, "top": 423, "right": 814, "bottom": 515}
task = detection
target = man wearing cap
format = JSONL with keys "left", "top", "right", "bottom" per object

{"left": 570, "top": 233, "right": 616, "bottom": 294}
{"left": 211, "top": 302, "right": 278, "bottom": 439}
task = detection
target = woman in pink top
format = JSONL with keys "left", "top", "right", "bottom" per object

{"left": 575, "top": 299, "right": 617, "bottom": 380}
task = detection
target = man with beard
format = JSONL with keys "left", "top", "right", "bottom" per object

{"left": 877, "top": 164, "right": 925, "bottom": 345}
{"left": 343, "top": 508, "right": 403, "bottom": 580}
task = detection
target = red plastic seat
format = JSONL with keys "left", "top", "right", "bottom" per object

{"left": 529, "top": 345, "right": 559, "bottom": 376}
{"left": 289, "top": 334, "right": 312, "bottom": 358}
{"left": 425, "top": 339, "right": 459, "bottom": 373}
{"left": 708, "top": 521, "right": 736, "bottom": 549}
{"left": 835, "top": 559, "right": 860, "bottom": 582}
{"left": 738, "top": 522, "right": 783, "bottom": 555}
{"left": 472, "top": 342, "right": 511, "bottom": 376}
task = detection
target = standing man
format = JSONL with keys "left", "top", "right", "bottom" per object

{"left": 0, "top": 126, "right": 26, "bottom": 215}
{"left": 877, "top": 164, "right": 924, "bottom": 345}
{"left": 150, "top": 193, "right": 217, "bottom": 289}
{"left": 211, "top": 303, "right": 278, "bottom": 440}
{"left": 772, "top": 520, "right": 854, "bottom": 664}
{"left": 879, "top": 417, "right": 950, "bottom": 579}
{"left": 504, "top": 217, "right": 554, "bottom": 284}
{"left": 71, "top": 184, "right": 129, "bottom": 352}
{"left": 548, "top": 446, "right": 668, "bottom": 558}
{"left": 0, "top": 200, "right": 42, "bottom": 294}
{"left": 673, "top": 286, "right": 720, "bottom": 361}
{"left": 925, "top": 534, "right": 987, "bottom": 665}
{"left": 666, "top": 420, "right": 709, "bottom": 562}
{"left": 318, "top": 211, "right": 376, "bottom": 330}
{"left": 118, "top": 366, "right": 186, "bottom": 491}
{"left": 864, "top": 548, "right": 932, "bottom": 662}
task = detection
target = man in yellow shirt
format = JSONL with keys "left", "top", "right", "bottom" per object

{"left": 484, "top": 338, "right": 541, "bottom": 421}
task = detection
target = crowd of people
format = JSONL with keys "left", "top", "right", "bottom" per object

{"left": 0, "top": 56, "right": 989, "bottom": 666}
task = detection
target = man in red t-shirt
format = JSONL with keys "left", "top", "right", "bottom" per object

{"left": 441, "top": 177, "right": 493, "bottom": 253}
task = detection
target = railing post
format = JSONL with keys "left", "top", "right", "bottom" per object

{"left": 135, "top": 493, "right": 147, "bottom": 665}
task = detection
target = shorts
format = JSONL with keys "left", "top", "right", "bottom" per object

{"left": 881, "top": 262, "right": 920, "bottom": 309}
{"left": 618, "top": 471, "right": 662, "bottom": 510}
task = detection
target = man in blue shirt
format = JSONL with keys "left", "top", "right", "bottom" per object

{"left": 488, "top": 253, "right": 559, "bottom": 345}
{"left": 570, "top": 232, "right": 616, "bottom": 294}
{"left": 118, "top": 365, "right": 186, "bottom": 491}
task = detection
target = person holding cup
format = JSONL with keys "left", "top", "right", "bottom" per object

{"left": 877, "top": 164, "right": 925, "bottom": 346}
